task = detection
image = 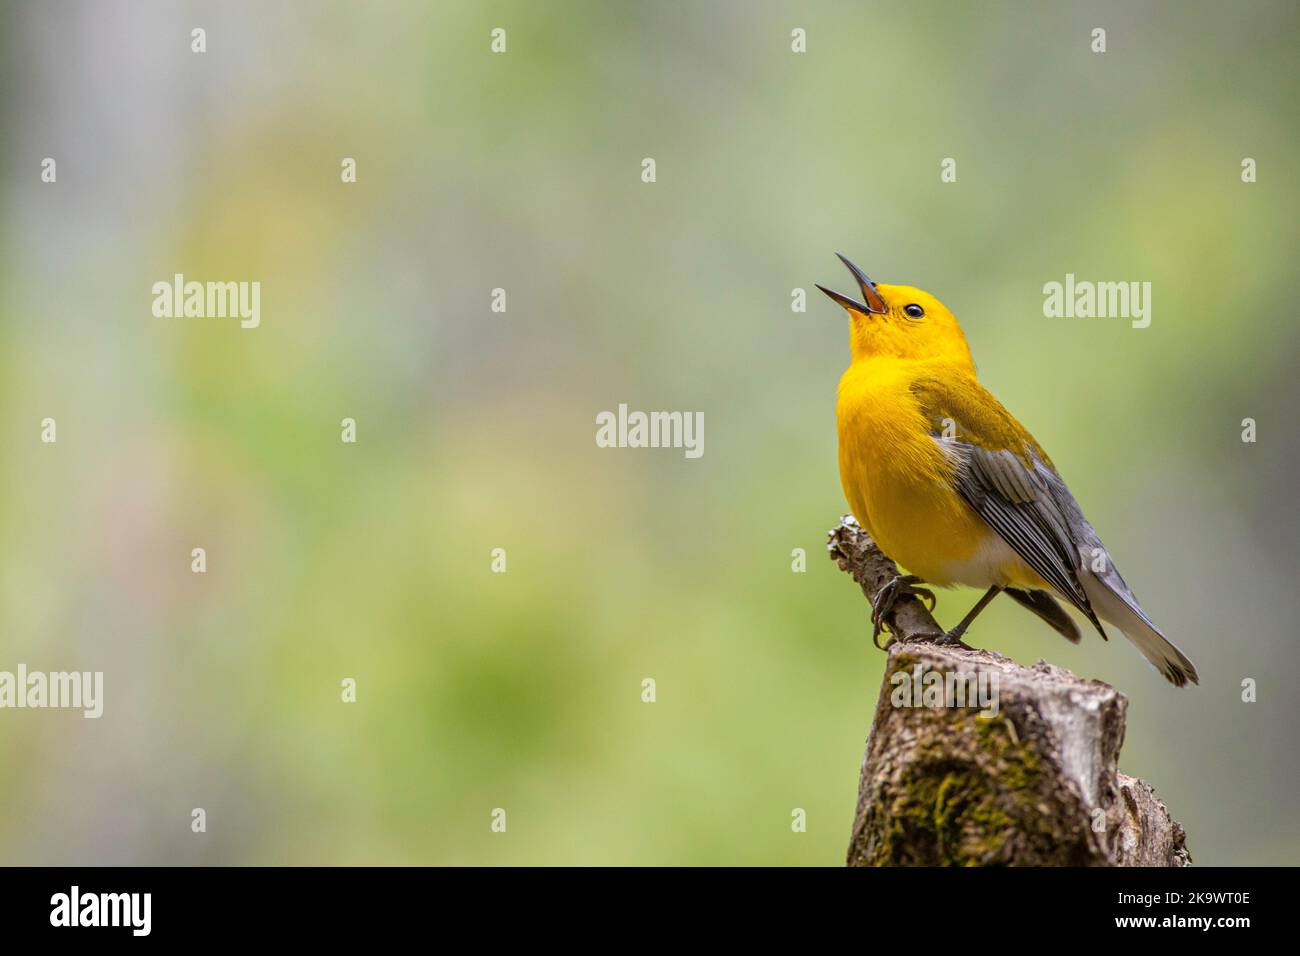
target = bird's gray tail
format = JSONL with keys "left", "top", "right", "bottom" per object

{"left": 1005, "top": 588, "right": 1082, "bottom": 644}
{"left": 1080, "top": 570, "right": 1198, "bottom": 687}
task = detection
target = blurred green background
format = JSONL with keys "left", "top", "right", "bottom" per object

{"left": 1, "top": 0, "right": 1297, "bottom": 865}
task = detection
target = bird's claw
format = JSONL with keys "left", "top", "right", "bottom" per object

{"left": 870, "top": 574, "right": 936, "bottom": 648}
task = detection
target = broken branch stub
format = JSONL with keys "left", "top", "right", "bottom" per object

{"left": 828, "top": 515, "right": 1190, "bottom": 866}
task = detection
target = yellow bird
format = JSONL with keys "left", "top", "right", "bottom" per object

{"left": 819, "top": 254, "right": 1198, "bottom": 687}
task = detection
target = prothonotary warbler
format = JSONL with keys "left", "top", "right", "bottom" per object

{"left": 819, "top": 254, "right": 1198, "bottom": 687}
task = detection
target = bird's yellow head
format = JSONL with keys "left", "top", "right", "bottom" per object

{"left": 818, "top": 254, "right": 974, "bottom": 369}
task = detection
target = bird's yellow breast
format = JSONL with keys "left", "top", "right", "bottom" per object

{"left": 836, "top": 359, "right": 1042, "bottom": 588}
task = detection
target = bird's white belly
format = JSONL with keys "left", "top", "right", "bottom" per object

{"left": 935, "top": 530, "right": 1026, "bottom": 589}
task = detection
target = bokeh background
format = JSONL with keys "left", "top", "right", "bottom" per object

{"left": 1, "top": 0, "right": 1297, "bottom": 865}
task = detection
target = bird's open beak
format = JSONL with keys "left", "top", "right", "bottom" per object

{"left": 816, "top": 253, "right": 888, "bottom": 315}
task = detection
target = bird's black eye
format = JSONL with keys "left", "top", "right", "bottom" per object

{"left": 904, "top": 304, "right": 925, "bottom": 318}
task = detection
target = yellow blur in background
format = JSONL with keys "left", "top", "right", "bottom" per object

{"left": 1, "top": 0, "right": 1297, "bottom": 865}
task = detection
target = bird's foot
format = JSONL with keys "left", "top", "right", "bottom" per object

{"left": 934, "top": 628, "right": 970, "bottom": 647}
{"left": 870, "top": 574, "right": 936, "bottom": 648}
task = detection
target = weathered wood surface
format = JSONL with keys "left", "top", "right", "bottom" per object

{"left": 828, "top": 515, "right": 1190, "bottom": 867}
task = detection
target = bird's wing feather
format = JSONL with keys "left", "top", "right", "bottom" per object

{"left": 909, "top": 374, "right": 1198, "bottom": 686}
{"left": 1036, "top": 464, "right": 1200, "bottom": 685}
{"left": 908, "top": 376, "right": 1105, "bottom": 636}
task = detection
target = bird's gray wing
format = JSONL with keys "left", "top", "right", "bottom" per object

{"left": 909, "top": 376, "right": 1104, "bottom": 636}
{"left": 910, "top": 377, "right": 1196, "bottom": 684}
{"left": 1033, "top": 464, "right": 1199, "bottom": 685}
{"left": 945, "top": 443, "right": 1106, "bottom": 638}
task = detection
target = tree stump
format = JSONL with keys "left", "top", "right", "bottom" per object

{"left": 828, "top": 515, "right": 1190, "bottom": 867}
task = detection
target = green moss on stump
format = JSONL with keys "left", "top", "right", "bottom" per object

{"left": 863, "top": 712, "right": 1097, "bottom": 866}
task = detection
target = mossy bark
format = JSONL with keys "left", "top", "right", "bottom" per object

{"left": 829, "top": 516, "right": 1190, "bottom": 867}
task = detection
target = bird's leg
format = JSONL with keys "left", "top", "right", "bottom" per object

{"left": 937, "top": 586, "right": 1003, "bottom": 646}
{"left": 871, "top": 574, "right": 937, "bottom": 647}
